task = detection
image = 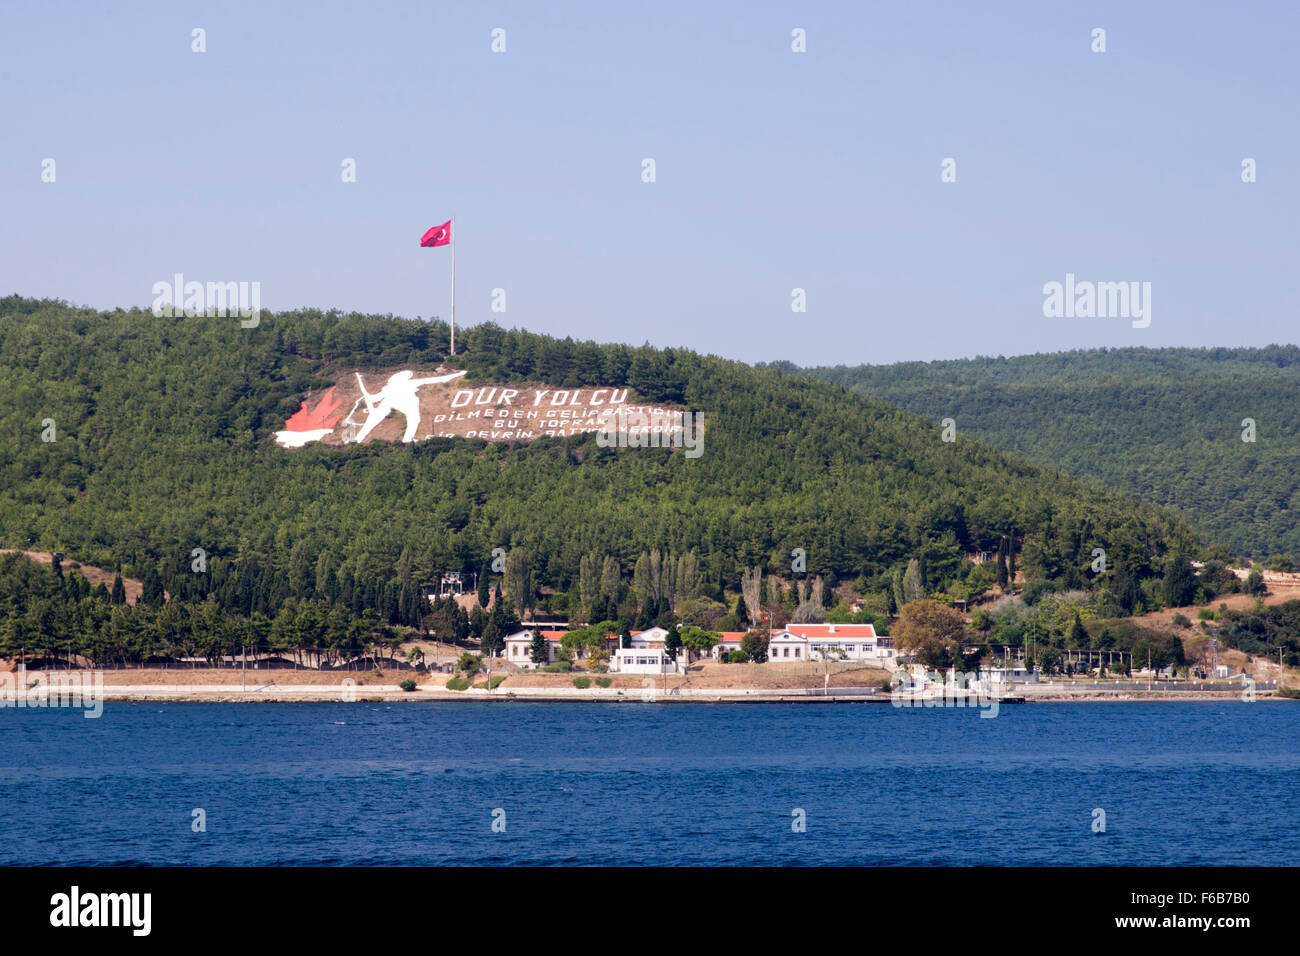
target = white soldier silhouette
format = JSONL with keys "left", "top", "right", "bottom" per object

{"left": 348, "top": 369, "right": 466, "bottom": 443}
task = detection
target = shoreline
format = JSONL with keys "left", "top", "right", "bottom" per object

{"left": 4, "top": 666, "right": 1289, "bottom": 706}
{"left": 2, "top": 683, "right": 1288, "bottom": 705}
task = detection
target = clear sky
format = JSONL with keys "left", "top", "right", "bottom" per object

{"left": 2, "top": 1, "right": 1296, "bottom": 366}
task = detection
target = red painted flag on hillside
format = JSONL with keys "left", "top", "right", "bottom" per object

{"left": 420, "top": 220, "right": 452, "bottom": 247}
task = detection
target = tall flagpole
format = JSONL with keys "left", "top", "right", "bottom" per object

{"left": 449, "top": 216, "right": 456, "bottom": 356}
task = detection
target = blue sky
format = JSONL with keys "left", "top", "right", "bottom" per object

{"left": 2, "top": 0, "right": 1296, "bottom": 365}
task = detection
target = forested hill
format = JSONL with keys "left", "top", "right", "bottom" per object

{"left": 803, "top": 346, "right": 1300, "bottom": 561}
{"left": 1, "top": 296, "right": 1192, "bottom": 623}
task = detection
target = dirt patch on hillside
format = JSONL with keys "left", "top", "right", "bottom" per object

{"left": 0, "top": 550, "right": 144, "bottom": 604}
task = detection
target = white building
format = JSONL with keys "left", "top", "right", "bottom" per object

{"left": 770, "top": 623, "right": 895, "bottom": 663}
{"left": 627, "top": 627, "right": 669, "bottom": 648}
{"left": 610, "top": 646, "right": 677, "bottom": 675}
{"left": 502, "top": 629, "right": 567, "bottom": 668}
{"left": 979, "top": 663, "right": 1037, "bottom": 685}
{"left": 710, "top": 632, "right": 747, "bottom": 659}
{"left": 768, "top": 630, "right": 809, "bottom": 661}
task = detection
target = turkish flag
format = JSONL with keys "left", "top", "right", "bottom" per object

{"left": 420, "top": 220, "right": 451, "bottom": 247}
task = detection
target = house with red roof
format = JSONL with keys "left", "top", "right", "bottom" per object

{"left": 710, "top": 632, "right": 749, "bottom": 660}
{"left": 502, "top": 628, "right": 570, "bottom": 668}
{"left": 768, "top": 623, "right": 894, "bottom": 663}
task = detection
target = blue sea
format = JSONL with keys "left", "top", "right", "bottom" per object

{"left": 2, "top": 701, "right": 1297, "bottom": 865}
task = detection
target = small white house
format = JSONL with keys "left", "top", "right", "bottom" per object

{"left": 710, "top": 632, "right": 747, "bottom": 659}
{"left": 502, "top": 629, "right": 566, "bottom": 668}
{"left": 610, "top": 647, "right": 676, "bottom": 675}
{"left": 767, "top": 630, "right": 809, "bottom": 661}
{"left": 980, "top": 663, "right": 1038, "bottom": 685}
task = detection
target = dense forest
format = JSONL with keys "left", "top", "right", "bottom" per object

{"left": 1, "top": 296, "right": 1198, "bottom": 663}
{"left": 803, "top": 347, "right": 1300, "bottom": 561}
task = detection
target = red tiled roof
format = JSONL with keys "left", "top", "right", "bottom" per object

{"left": 505, "top": 629, "right": 570, "bottom": 643}
{"left": 781, "top": 623, "right": 878, "bottom": 639}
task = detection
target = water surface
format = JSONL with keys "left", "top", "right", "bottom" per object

{"left": 2, "top": 701, "right": 1295, "bottom": 865}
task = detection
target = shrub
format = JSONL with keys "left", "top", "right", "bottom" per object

{"left": 594, "top": 676, "right": 612, "bottom": 688}
{"left": 399, "top": 678, "right": 417, "bottom": 692}
{"left": 572, "top": 676, "right": 591, "bottom": 689}
{"left": 1021, "top": 579, "right": 1054, "bottom": 606}
{"left": 1197, "top": 608, "right": 1216, "bottom": 620}
{"left": 445, "top": 677, "right": 470, "bottom": 691}
{"left": 475, "top": 675, "right": 505, "bottom": 690}
{"left": 726, "top": 650, "right": 748, "bottom": 663}
{"left": 1171, "top": 613, "right": 1191, "bottom": 628}
{"left": 540, "top": 661, "right": 573, "bottom": 673}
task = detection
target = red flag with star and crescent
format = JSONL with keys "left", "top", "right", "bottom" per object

{"left": 420, "top": 220, "right": 451, "bottom": 247}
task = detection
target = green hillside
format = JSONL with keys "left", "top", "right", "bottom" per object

{"left": 0, "top": 296, "right": 1195, "bottom": 662}
{"left": 804, "top": 347, "right": 1300, "bottom": 561}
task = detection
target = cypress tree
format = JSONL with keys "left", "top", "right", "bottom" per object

{"left": 142, "top": 567, "right": 165, "bottom": 606}
{"left": 481, "top": 619, "right": 504, "bottom": 657}
{"left": 1068, "top": 612, "right": 1088, "bottom": 648}
{"left": 733, "top": 594, "right": 748, "bottom": 627}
